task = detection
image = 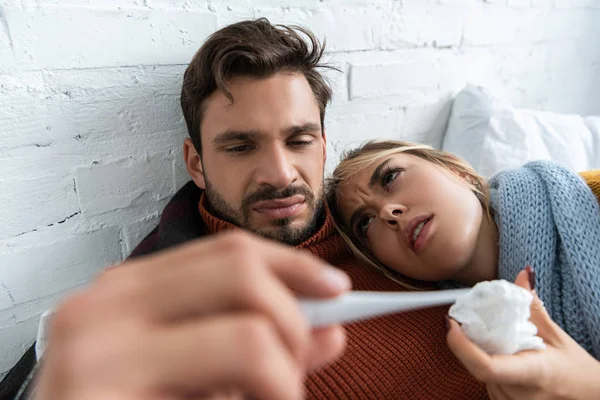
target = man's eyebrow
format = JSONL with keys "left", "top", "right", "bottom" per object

{"left": 213, "top": 130, "right": 262, "bottom": 145}
{"left": 369, "top": 158, "right": 391, "bottom": 189}
{"left": 285, "top": 122, "right": 321, "bottom": 136}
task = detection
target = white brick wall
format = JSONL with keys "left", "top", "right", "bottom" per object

{"left": 1, "top": 0, "right": 600, "bottom": 376}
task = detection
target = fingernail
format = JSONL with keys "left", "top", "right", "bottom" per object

{"left": 445, "top": 316, "right": 451, "bottom": 331}
{"left": 526, "top": 266, "right": 535, "bottom": 290}
{"left": 322, "top": 267, "right": 351, "bottom": 291}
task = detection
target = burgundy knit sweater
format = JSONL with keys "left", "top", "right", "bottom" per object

{"left": 131, "top": 182, "right": 488, "bottom": 399}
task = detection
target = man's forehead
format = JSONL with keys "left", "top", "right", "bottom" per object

{"left": 206, "top": 73, "right": 316, "bottom": 108}
{"left": 200, "top": 73, "right": 321, "bottom": 137}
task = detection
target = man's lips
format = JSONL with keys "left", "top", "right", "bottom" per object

{"left": 252, "top": 195, "right": 305, "bottom": 210}
{"left": 252, "top": 195, "right": 306, "bottom": 219}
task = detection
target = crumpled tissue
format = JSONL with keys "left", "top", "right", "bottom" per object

{"left": 449, "top": 280, "right": 546, "bottom": 355}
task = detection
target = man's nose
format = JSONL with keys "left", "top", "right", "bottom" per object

{"left": 379, "top": 204, "right": 407, "bottom": 230}
{"left": 254, "top": 145, "right": 298, "bottom": 189}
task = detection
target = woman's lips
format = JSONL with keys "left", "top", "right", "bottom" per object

{"left": 404, "top": 215, "right": 433, "bottom": 252}
{"left": 412, "top": 217, "right": 432, "bottom": 253}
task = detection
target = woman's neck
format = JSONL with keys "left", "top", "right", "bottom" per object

{"left": 454, "top": 210, "right": 499, "bottom": 286}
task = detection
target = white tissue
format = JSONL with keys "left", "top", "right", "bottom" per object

{"left": 449, "top": 280, "right": 546, "bottom": 355}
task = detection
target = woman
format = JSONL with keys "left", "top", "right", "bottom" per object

{"left": 327, "top": 140, "right": 600, "bottom": 399}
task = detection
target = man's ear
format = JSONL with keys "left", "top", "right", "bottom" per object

{"left": 183, "top": 138, "right": 206, "bottom": 189}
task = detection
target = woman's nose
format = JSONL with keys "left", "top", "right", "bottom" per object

{"left": 379, "top": 204, "right": 405, "bottom": 228}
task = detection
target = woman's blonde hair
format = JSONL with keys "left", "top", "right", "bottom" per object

{"left": 326, "top": 140, "right": 491, "bottom": 290}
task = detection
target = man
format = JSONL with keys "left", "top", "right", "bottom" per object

{"left": 21, "top": 19, "right": 488, "bottom": 399}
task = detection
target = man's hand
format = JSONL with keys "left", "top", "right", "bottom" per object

{"left": 36, "top": 231, "right": 350, "bottom": 400}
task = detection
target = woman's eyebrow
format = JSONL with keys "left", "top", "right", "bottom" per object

{"left": 369, "top": 159, "right": 392, "bottom": 189}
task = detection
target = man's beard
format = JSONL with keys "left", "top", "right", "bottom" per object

{"left": 203, "top": 175, "right": 324, "bottom": 245}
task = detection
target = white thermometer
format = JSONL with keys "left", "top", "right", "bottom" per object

{"left": 299, "top": 289, "right": 470, "bottom": 327}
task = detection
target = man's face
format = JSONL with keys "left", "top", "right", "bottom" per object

{"left": 185, "top": 72, "right": 327, "bottom": 245}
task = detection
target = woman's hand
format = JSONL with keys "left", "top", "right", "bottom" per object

{"left": 446, "top": 269, "right": 600, "bottom": 400}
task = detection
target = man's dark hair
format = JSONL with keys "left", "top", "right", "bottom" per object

{"left": 180, "top": 18, "right": 335, "bottom": 154}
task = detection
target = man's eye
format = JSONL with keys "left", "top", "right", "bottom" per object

{"left": 289, "top": 140, "right": 314, "bottom": 147}
{"left": 225, "top": 145, "right": 254, "bottom": 153}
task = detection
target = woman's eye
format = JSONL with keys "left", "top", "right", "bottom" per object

{"left": 358, "top": 216, "right": 373, "bottom": 236}
{"left": 383, "top": 171, "right": 398, "bottom": 186}
{"left": 381, "top": 167, "right": 403, "bottom": 188}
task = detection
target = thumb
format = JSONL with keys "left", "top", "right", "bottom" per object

{"left": 513, "top": 268, "right": 533, "bottom": 290}
{"left": 528, "top": 290, "right": 563, "bottom": 346}
{"left": 513, "top": 268, "right": 561, "bottom": 345}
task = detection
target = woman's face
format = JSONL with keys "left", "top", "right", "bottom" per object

{"left": 336, "top": 152, "right": 484, "bottom": 281}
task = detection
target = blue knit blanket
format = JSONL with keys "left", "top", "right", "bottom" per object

{"left": 490, "top": 161, "right": 600, "bottom": 358}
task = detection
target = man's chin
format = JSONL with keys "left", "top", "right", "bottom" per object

{"left": 249, "top": 220, "right": 314, "bottom": 245}
{"left": 244, "top": 202, "right": 324, "bottom": 245}
{"left": 249, "top": 211, "right": 308, "bottom": 230}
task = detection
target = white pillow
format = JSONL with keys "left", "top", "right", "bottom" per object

{"left": 442, "top": 85, "right": 600, "bottom": 177}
